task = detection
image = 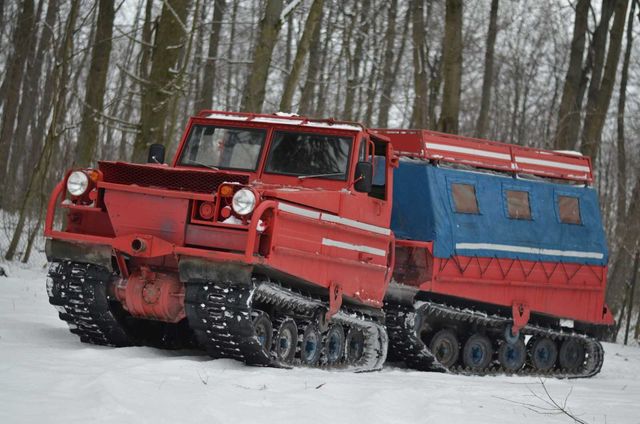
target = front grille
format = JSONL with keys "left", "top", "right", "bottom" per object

{"left": 98, "top": 161, "right": 249, "bottom": 194}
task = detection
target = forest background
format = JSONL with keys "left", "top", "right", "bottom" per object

{"left": 0, "top": 0, "right": 638, "bottom": 341}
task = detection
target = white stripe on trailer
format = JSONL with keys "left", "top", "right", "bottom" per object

{"left": 425, "top": 142, "right": 512, "bottom": 161}
{"left": 277, "top": 203, "right": 321, "bottom": 219}
{"left": 455, "top": 242, "right": 604, "bottom": 260}
{"left": 322, "top": 238, "right": 386, "bottom": 257}
{"left": 320, "top": 213, "right": 391, "bottom": 235}
{"left": 514, "top": 156, "right": 591, "bottom": 173}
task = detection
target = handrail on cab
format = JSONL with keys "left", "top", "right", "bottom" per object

{"left": 244, "top": 200, "right": 277, "bottom": 262}
{"left": 44, "top": 181, "right": 65, "bottom": 237}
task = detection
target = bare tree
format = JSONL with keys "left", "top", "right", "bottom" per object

{"left": 475, "top": 0, "right": 499, "bottom": 138}
{"left": 437, "top": 0, "right": 463, "bottom": 134}
{"left": 74, "top": 0, "right": 115, "bottom": 166}
{"left": 581, "top": 0, "right": 629, "bottom": 162}
{"left": 240, "top": 0, "right": 285, "bottom": 113}
{"left": 554, "top": 0, "right": 590, "bottom": 151}
{"left": 0, "top": 0, "right": 36, "bottom": 193}
{"left": 132, "top": 0, "right": 189, "bottom": 162}
{"left": 279, "top": 0, "right": 324, "bottom": 113}
{"left": 410, "top": 0, "right": 429, "bottom": 129}
{"left": 195, "top": 0, "right": 227, "bottom": 112}
{"left": 4, "top": 0, "right": 80, "bottom": 261}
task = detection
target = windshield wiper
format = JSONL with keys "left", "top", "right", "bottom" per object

{"left": 181, "top": 159, "right": 220, "bottom": 171}
{"left": 297, "top": 172, "right": 344, "bottom": 180}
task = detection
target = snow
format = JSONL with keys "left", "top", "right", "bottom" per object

{"left": 1, "top": 264, "right": 640, "bottom": 424}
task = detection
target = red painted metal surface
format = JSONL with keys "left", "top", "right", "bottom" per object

{"left": 114, "top": 266, "right": 186, "bottom": 323}
{"left": 393, "top": 240, "right": 613, "bottom": 325}
{"left": 373, "top": 129, "right": 593, "bottom": 183}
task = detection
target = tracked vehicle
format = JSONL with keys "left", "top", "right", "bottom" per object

{"left": 45, "top": 111, "right": 391, "bottom": 370}
{"left": 45, "top": 110, "right": 613, "bottom": 377}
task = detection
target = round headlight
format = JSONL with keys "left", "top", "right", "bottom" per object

{"left": 231, "top": 189, "right": 256, "bottom": 216}
{"left": 67, "top": 171, "right": 89, "bottom": 196}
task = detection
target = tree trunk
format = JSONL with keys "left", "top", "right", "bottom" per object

{"left": 240, "top": 0, "right": 284, "bottom": 113}
{"left": 580, "top": 0, "right": 627, "bottom": 162}
{"left": 410, "top": 0, "right": 429, "bottom": 129}
{"left": 376, "top": 0, "right": 399, "bottom": 128}
{"left": 554, "top": 0, "right": 590, "bottom": 150}
{"left": 74, "top": 0, "right": 115, "bottom": 167}
{"left": 3, "top": 0, "right": 57, "bottom": 203}
{"left": 342, "top": 0, "right": 369, "bottom": 121}
{"left": 607, "top": 177, "right": 640, "bottom": 311}
{"left": 437, "top": 0, "right": 463, "bottom": 134}
{"left": 132, "top": 0, "right": 189, "bottom": 163}
{"left": 279, "top": 0, "right": 324, "bottom": 113}
{"left": 616, "top": 0, "right": 635, "bottom": 240}
{"left": 474, "top": 0, "right": 499, "bottom": 138}
{"left": 298, "top": 11, "right": 323, "bottom": 116}
{"left": 0, "top": 0, "right": 35, "bottom": 198}
{"left": 195, "top": 0, "right": 226, "bottom": 112}
{"left": 4, "top": 0, "right": 79, "bottom": 261}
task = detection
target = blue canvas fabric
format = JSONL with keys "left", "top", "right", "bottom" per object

{"left": 391, "top": 159, "right": 608, "bottom": 265}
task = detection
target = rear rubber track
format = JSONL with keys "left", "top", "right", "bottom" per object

{"left": 385, "top": 300, "right": 604, "bottom": 378}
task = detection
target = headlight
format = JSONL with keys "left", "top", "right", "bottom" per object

{"left": 66, "top": 171, "right": 89, "bottom": 196}
{"left": 232, "top": 189, "right": 256, "bottom": 216}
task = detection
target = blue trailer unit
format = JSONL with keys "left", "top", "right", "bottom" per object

{"left": 391, "top": 159, "right": 608, "bottom": 266}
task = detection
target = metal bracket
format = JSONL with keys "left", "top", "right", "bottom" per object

{"left": 511, "top": 302, "right": 530, "bottom": 335}
{"left": 325, "top": 282, "right": 343, "bottom": 322}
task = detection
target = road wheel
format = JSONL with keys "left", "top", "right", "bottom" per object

{"left": 498, "top": 339, "right": 526, "bottom": 372}
{"left": 301, "top": 324, "right": 322, "bottom": 365}
{"left": 529, "top": 337, "right": 558, "bottom": 371}
{"left": 429, "top": 329, "right": 460, "bottom": 368}
{"left": 462, "top": 334, "right": 494, "bottom": 371}
{"left": 345, "top": 328, "right": 365, "bottom": 364}
{"left": 252, "top": 312, "right": 273, "bottom": 356}
{"left": 274, "top": 319, "right": 298, "bottom": 364}
{"left": 325, "top": 324, "right": 346, "bottom": 365}
{"left": 558, "top": 338, "right": 585, "bottom": 371}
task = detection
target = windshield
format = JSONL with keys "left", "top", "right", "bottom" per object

{"left": 179, "top": 125, "right": 266, "bottom": 171}
{"left": 264, "top": 131, "right": 352, "bottom": 180}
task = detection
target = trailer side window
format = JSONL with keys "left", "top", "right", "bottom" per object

{"left": 505, "top": 190, "right": 531, "bottom": 220}
{"left": 451, "top": 183, "right": 479, "bottom": 214}
{"left": 558, "top": 196, "right": 581, "bottom": 224}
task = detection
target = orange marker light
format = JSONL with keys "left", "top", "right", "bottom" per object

{"left": 220, "top": 185, "right": 234, "bottom": 197}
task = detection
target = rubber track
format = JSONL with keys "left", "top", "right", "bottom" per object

{"left": 385, "top": 301, "right": 604, "bottom": 378}
{"left": 47, "top": 261, "right": 132, "bottom": 347}
{"left": 185, "top": 279, "right": 387, "bottom": 371}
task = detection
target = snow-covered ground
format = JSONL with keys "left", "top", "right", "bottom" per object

{"left": 1, "top": 263, "right": 639, "bottom": 424}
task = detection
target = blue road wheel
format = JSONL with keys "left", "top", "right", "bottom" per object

{"left": 301, "top": 324, "right": 322, "bottom": 365}
{"left": 275, "top": 319, "right": 298, "bottom": 364}
{"left": 529, "top": 337, "right": 558, "bottom": 371}
{"left": 462, "top": 334, "right": 494, "bottom": 370}
{"left": 345, "top": 328, "right": 365, "bottom": 364}
{"left": 429, "top": 329, "right": 460, "bottom": 367}
{"left": 558, "top": 339, "right": 585, "bottom": 371}
{"left": 325, "top": 324, "right": 345, "bottom": 365}
{"left": 498, "top": 339, "right": 526, "bottom": 372}
{"left": 252, "top": 312, "right": 273, "bottom": 355}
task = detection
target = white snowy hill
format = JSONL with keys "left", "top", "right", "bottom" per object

{"left": 1, "top": 263, "right": 639, "bottom": 424}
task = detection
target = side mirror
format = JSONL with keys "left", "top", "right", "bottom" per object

{"left": 354, "top": 161, "right": 373, "bottom": 193}
{"left": 147, "top": 143, "right": 165, "bottom": 164}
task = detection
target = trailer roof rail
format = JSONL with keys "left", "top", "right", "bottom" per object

{"left": 372, "top": 129, "right": 593, "bottom": 183}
